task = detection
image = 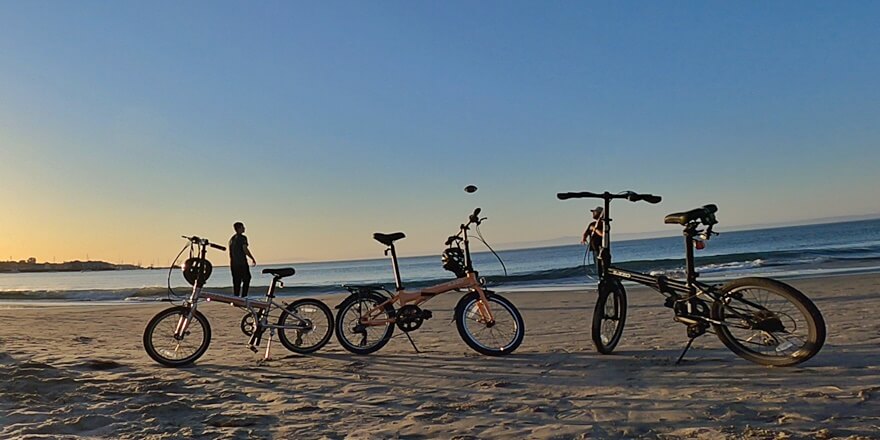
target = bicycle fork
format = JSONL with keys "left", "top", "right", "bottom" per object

{"left": 173, "top": 305, "right": 197, "bottom": 340}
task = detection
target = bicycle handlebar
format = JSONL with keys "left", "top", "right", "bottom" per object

{"left": 627, "top": 193, "right": 662, "bottom": 204}
{"left": 181, "top": 235, "right": 227, "bottom": 252}
{"left": 557, "top": 191, "right": 602, "bottom": 200}
{"left": 446, "top": 208, "right": 486, "bottom": 245}
{"left": 557, "top": 191, "right": 661, "bottom": 204}
{"left": 469, "top": 207, "right": 482, "bottom": 224}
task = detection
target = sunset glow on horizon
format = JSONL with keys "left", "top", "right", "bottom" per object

{"left": 2, "top": 2, "right": 879, "bottom": 265}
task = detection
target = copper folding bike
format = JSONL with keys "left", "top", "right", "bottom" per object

{"left": 334, "top": 208, "right": 525, "bottom": 356}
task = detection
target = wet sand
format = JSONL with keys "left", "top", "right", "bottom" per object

{"left": 1, "top": 274, "right": 879, "bottom": 439}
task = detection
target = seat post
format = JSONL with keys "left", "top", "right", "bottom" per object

{"left": 683, "top": 225, "right": 698, "bottom": 286}
{"left": 267, "top": 277, "right": 278, "bottom": 298}
{"left": 388, "top": 244, "right": 404, "bottom": 290}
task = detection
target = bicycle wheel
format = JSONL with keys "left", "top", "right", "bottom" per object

{"left": 335, "top": 293, "right": 395, "bottom": 355}
{"left": 143, "top": 306, "right": 211, "bottom": 367}
{"left": 455, "top": 291, "right": 524, "bottom": 356}
{"left": 278, "top": 298, "right": 334, "bottom": 354}
{"left": 591, "top": 279, "right": 627, "bottom": 354}
{"left": 712, "top": 277, "right": 825, "bottom": 366}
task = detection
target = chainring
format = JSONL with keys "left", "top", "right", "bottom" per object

{"left": 241, "top": 313, "right": 256, "bottom": 336}
{"left": 396, "top": 305, "right": 425, "bottom": 332}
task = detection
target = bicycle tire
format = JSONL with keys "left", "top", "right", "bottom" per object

{"left": 334, "top": 293, "right": 395, "bottom": 355}
{"left": 278, "top": 298, "right": 334, "bottom": 354}
{"left": 712, "top": 277, "right": 825, "bottom": 366}
{"left": 454, "top": 291, "right": 524, "bottom": 356}
{"left": 591, "top": 279, "right": 627, "bottom": 354}
{"left": 143, "top": 306, "right": 211, "bottom": 367}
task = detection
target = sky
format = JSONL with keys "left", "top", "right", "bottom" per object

{"left": 1, "top": 1, "right": 879, "bottom": 265}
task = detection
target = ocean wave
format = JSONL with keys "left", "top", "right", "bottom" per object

{"left": 3, "top": 243, "right": 880, "bottom": 301}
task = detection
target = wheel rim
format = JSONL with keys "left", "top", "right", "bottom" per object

{"left": 461, "top": 297, "right": 521, "bottom": 352}
{"left": 340, "top": 298, "right": 390, "bottom": 350}
{"left": 599, "top": 293, "right": 622, "bottom": 346}
{"left": 719, "top": 286, "right": 814, "bottom": 358}
{"left": 285, "top": 303, "right": 328, "bottom": 349}
{"left": 149, "top": 310, "right": 206, "bottom": 362}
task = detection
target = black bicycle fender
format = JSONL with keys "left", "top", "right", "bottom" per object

{"left": 334, "top": 290, "right": 389, "bottom": 309}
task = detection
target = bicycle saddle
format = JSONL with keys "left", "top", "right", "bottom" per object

{"left": 373, "top": 232, "right": 406, "bottom": 246}
{"left": 262, "top": 267, "right": 296, "bottom": 278}
{"left": 664, "top": 204, "right": 718, "bottom": 225}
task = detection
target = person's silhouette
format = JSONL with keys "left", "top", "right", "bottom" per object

{"left": 228, "top": 222, "right": 256, "bottom": 297}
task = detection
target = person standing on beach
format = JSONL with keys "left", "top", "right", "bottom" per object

{"left": 229, "top": 222, "right": 257, "bottom": 297}
{"left": 581, "top": 207, "right": 605, "bottom": 272}
{"left": 581, "top": 207, "right": 605, "bottom": 250}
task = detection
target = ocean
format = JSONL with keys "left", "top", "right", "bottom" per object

{"left": 2, "top": 218, "right": 879, "bottom": 302}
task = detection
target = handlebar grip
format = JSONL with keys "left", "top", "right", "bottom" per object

{"left": 626, "top": 193, "right": 662, "bottom": 204}
{"left": 642, "top": 194, "right": 662, "bottom": 204}
{"left": 469, "top": 207, "right": 482, "bottom": 223}
{"left": 210, "top": 243, "right": 226, "bottom": 251}
{"left": 557, "top": 191, "right": 601, "bottom": 200}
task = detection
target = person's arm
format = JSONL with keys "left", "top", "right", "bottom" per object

{"left": 581, "top": 223, "right": 594, "bottom": 244}
{"left": 243, "top": 245, "right": 256, "bottom": 266}
{"left": 242, "top": 237, "right": 256, "bottom": 267}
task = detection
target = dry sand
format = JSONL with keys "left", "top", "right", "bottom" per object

{"left": 1, "top": 273, "right": 879, "bottom": 439}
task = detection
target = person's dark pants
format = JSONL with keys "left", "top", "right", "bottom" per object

{"left": 232, "top": 265, "right": 251, "bottom": 297}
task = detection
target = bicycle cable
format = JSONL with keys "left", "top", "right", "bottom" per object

{"left": 472, "top": 223, "right": 508, "bottom": 277}
{"left": 166, "top": 243, "right": 190, "bottom": 303}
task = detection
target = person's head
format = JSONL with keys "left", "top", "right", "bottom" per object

{"left": 590, "top": 207, "right": 603, "bottom": 220}
{"left": 233, "top": 222, "right": 245, "bottom": 234}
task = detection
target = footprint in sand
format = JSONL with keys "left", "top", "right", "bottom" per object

{"left": 205, "top": 413, "right": 274, "bottom": 428}
{"left": 77, "top": 359, "right": 124, "bottom": 371}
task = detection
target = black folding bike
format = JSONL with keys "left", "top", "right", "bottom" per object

{"left": 558, "top": 191, "right": 826, "bottom": 366}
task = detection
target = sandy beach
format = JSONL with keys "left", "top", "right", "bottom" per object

{"left": 1, "top": 273, "right": 878, "bottom": 439}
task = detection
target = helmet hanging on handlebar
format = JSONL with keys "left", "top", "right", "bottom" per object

{"left": 182, "top": 257, "right": 213, "bottom": 287}
{"left": 441, "top": 247, "right": 467, "bottom": 278}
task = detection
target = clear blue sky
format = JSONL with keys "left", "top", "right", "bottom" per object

{"left": 1, "top": 1, "right": 878, "bottom": 264}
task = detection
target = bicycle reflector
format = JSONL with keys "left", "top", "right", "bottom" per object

{"left": 442, "top": 248, "right": 467, "bottom": 278}
{"left": 183, "top": 257, "right": 213, "bottom": 286}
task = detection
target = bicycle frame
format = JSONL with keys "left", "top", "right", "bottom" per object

{"left": 593, "top": 197, "right": 726, "bottom": 326}
{"left": 357, "top": 217, "right": 496, "bottom": 328}
{"left": 173, "top": 242, "right": 311, "bottom": 340}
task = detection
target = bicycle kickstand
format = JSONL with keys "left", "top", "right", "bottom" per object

{"left": 675, "top": 337, "right": 696, "bottom": 365}
{"left": 262, "top": 328, "right": 276, "bottom": 362}
{"left": 403, "top": 331, "right": 421, "bottom": 354}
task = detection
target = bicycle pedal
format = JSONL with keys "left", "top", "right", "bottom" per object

{"left": 247, "top": 344, "right": 259, "bottom": 353}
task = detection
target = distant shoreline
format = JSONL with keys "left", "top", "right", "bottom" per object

{"left": 0, "top": 260, "right": 145, "bottom": 274}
